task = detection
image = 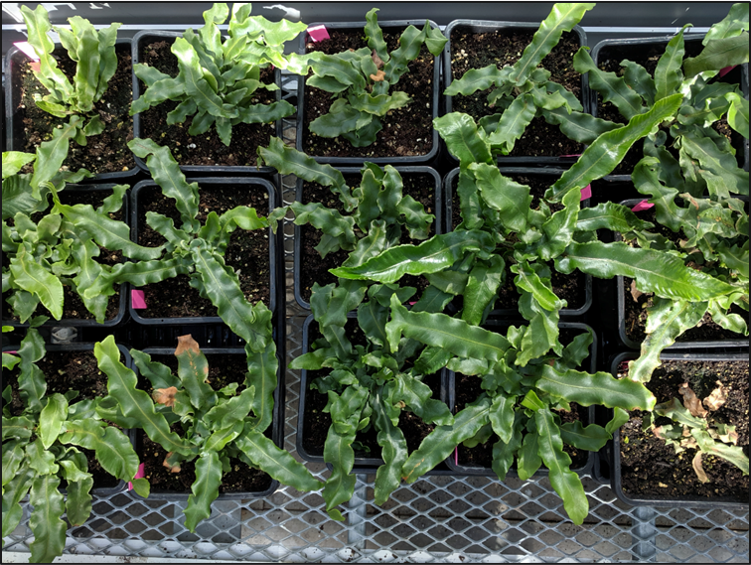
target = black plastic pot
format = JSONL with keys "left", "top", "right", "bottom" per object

{"left": 129, "top": 177, "right": 280, "bottom": 326}
{"left": 296, "top": 19, "right": 442, "bottom": 166}
{"left": 2, "top": 341, "right": 135, "bottom": 496}
{"left": 4, "top": 40, "right": 138, "bottom": 182}
{"left": 444, "top": 167, "right": 593, "bottom": 318}
{"left": 442, "top": 20, "right": 590, "bottom": 167}
{"left": 296, "top": 314, "right": 453, "bottom": 475}
{"left": 294, "top": 166, "right": 443, "bottom": 310}
{"left": 131, "top": 345, "right": 285, "bottom": 499}
{"left": 445, "top": 320, "right": 597, "bottom": 478}
{"left": 610, "top": 351, "right": 749, "bottom": 510}
{"left": 616, "top": 198, "right": 748, "bottom": 351}
{"left": 591, "top": 35, "right": 749, "bottom": 181}
{"left": 2, "top": 184, "right": 129, "bottom": 329}
{"left": 131, "top": 31, "right": 282, "bottom": 175}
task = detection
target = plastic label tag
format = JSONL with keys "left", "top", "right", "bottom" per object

{"left": 131, "top": 289, "right": 147, "bottom": 309}
{"left": 559, "top": 154, "right": 581, "bottom": 158}
{"left": 308, "top": 25, "right": 330, "bottom": 42}
{"left": 580, "top": 185, "right": 591, "bottom": 201}
{"left": 631, "top": 200, "right": 654, "bottom": 212}
{"left": 719, "top": 65, "right": 737, "bottom": 78}
{"left": 14, "top": 42, "right": 39, "bottom": 61}
{"left": 128, "top": 463, "right": 146, "bottom": 491}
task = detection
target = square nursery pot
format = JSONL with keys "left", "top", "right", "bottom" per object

{"left": 4, "top": 39, "right": 138, "bottom": 181}
{"left": 617, "top": 198, "right": 749, "bottom": 351}
{"left": 591, "top": 35, "right": 749, "bottom": 181}
{"left": 294, "top": 166, "right": 442, "bottom": 309}
{"left": 296, "top": 19, "right": 442, "bottom": 165}
{"left": 444, "top": 167, "right": 593, "bottom": 318}
{"left": 443, "top": 19, "right": 590, "bottom": 166}
{"left": 296, "top": 314, "right": 454, "bottom": 475}
{"left": 131, "top": 31, "right": 283, "bottom": 175}
{"left": 446, "top": 320, "right": 597, "bottom": 478}
{"left": 129, "top": 177, "right": 281, "bottom": 326}
{"left": 610, "top": 351, "right": 749, "bottom": 510}
{"left": 132, "top": 346, "right": 284, "bottom": 499}
{"left": 2, "top": 184, "right": 129, "bottom": 329}
{"left": 2, "top": 341, "right": 135, "bottom": 497}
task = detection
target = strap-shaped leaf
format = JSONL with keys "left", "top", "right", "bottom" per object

{"left": 286, "top": 201, "right": 357, "bottom": 256}
{"left": 560, "top": 421, "right": 610, "bottom": 451}
{"left": 536, "top": 364, "right": 656, "bottom": 410}
{"left": 95, "top": 336, "right": 194, "bottom": 455}
{"left": 655, "top": 27, "right": 688, "bottom": 101}
{"left": 21, "top": 5, "right": 73, "bottom": 102}
{"left": 10, "top": 244, "right": 63, "bottom": 321}
{"left": 39, "top": 393, "right": 68, "bottom": 449}
{"left": 2, "top": 175, "right": 47, "bottom": 220}
{"left": 28, "top": 474, "right": 67, "bottom": 564}
{"left": 445, "top": 65, "right": 510, "bottom": 96}
{"left": 726, "top": 92, "right": 749, "bottom": 139}
{"left": 525, "top": 186, "right": 581, "bottom": 261}
{"left": 395, "top": 372, "right": 453, "bottom": 426}
{"left": 65, "top": 475, "right": 94, "bottom": 527}
{"left": 2, "top": 467, "right": 34, "bottom": 538}
{"left": 236, "top": 429, "right": 322, "bottom": 492}
{"left": 488, "top": 395, "right": 516, "bottom": 445}
{"left": 60, "top": 420, "right": 139, "bottom": 482}
{"left": 692, "top": 428, "right": 749, "bottom": 475}
{"left": 576, "top": 201, "right": 654, "bottom": 233}
{"left": 402, "top": 396, "right": 492, "bottom": 482}
{"left": 573, "top": 47, "right": 644, "bottom": 120}
{"left": 245, "top": 343, "right": 278, "bottom": 433}
{"left": 543, "top": 106, "right": 620, "bottom": 144}
{"left": 322, "top": 425, "right": 357, "bottom": 521}
{"left": 684, "top": 34, "right": 750, "bottom": 78}
{"left": 30, "top": 116, "right": 85, "bottom": 197}
{"left": 204, "top": 386, "right": 255, "bottom": 430}
{"left": 372, "top": 393, "right": 408, "bottom": 505}
{"left": 184, "top": 450, "right": 222, "bottom": 532}
{"left": 174, "top": 334, "right": 216, "bottom": 411}
{"left": 2, "top": 152, "right": 36, "bottom": 179}
{"left": 547, "top": 93, "right": 683, "bottom": 201}
{"left": 2, "top": 441, "right": 26, "bottom": 487}
{"left": 66, "top": 16, "right": 100, "bottom": 113}
{"left": 511, "top": 263, "right": 563, "bottom": 312}
{"left": 16, "top": 329, "right": 47, "bottom": 413}
{"left": 485, "top": 93, "right": 538, "bottom": 153}
{"left": 510, "top": 3, "right": 595, "bottom": 84}
{"left": 535, "top": 409, "right": 588, "bottom": 525}
{"left": 471, "top": 163, "right": 532, "bottom": 232}
{"left": 2, "top": 416, "right": 34, "bottom": 441}
{"left": 434, "top": 113, "right": 493, "bottom": 167}
{"left": 679, "top": 134, "right": 749, "bottom": 196}
{"left": 462, "top": 256, "right": 505, "bottom": 325}
{"left": 331, "top": 230, "right": 495, "bottom": 283}
{"left": 556, "top": 241, "right": 736, "bottom": 301}
{"left": 107, "top": 257, "right": 190, "bottom": 289}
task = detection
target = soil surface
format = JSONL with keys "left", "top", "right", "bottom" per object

{"left": 4, "top": 349, "right": 122, "bottom": 489}
{"left": 135, "top": 184, "right": 271, "bottom": 318}
{"left": 137, "top": 38, "right": 277, "bottom": 168}
{"left": 16, "top": 44, "right": 135, "bottom": 175}
{"left": 300, "top": 318, "right": 446, "bottom": 464}
{"left": 136, "top": 353, "right": 273, "bottom": 494}
{"left": 298, "top": 172, "right": 437, "bottom": 304}
{"left": 617, "top": 358, "right": 749, "bottom": 503}
{"left": 301, "top": 27, "right": 435, "bottom": 159}
{"left": 449, "top": 172, "right": 588, "bottom": 312}
{"left": 2, "top": 189, "right": 124, "bottom": 323}
{"left": 449, "top": 27, "right": 584, "bottom": 157}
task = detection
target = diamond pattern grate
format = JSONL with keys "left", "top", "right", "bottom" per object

{"left": 3, "top": 76, "right": 749, "bottom": 565}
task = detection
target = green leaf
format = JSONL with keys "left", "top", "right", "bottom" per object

{"left": 517, "top": 431, "right": 542, "bottom": 480}
{"left": 704, "top": 3, "right": 749, "bottom": 43}
{"left": 684, "top": 34, "right": 750, "bottom": 78}
{"left": 16, "top": 329, "right": 48, "bottom": 413}
{"left": 488, "top": 395, "right": 516, "bottom": 445}
{"left": 485, "top": 93, "right": 537, "bottom": 153}
{"left": 542, "top": 106, "right": 620, "bottom": 144}
{"left": 322, "top": 425, "right": 357, "bottom": 521}
{"left": 445, "top": 65, "right": 509, "bottom": 96}
{"left": 434, "top": 113, "right": 493, "bottom": 167}
{"left": 471, "top": 163, "right": 532, "bottom": 232}
{"left": 245, "top": 341, "right": 279, "bottom": 433}
{"left": 576, "top": 202, "right": 654, "bottom": 234}
{"left": 679, "top": 134, "right": 749, "bottom": 196}
{"left": 605, "top": 407, "right": 629, "bottom": 435}
{"left": 462, "top": 256, "right": 505, "bottom": 325}
{"left": 59, "top": 421, "right": 139, "bottom": 482}
{"left": 10, "top": 245, "right": 63, "bottom": 320}
{"left": 726, "top": 92, "right": 749, "bottom": 139}
{"left": 547, "top": 93, "right": 683, "bottom": 201}
{"left": 560, "top": 421, "right": 610, "bottom": 451}
{"left": 173, "top": 334, "right": 216, "bottom": 410}
{"left": 373, "top": 393, "right": 408, "bottom": 505}
{"left": 2, "top": 467, "right": 34, "bottom": 538}
{"left": 535, "top": 409, "right": 588, "bottom": 525}
{"left": 28, "top": 474, "right": 67, "bottom": 564}
{"left": 621, "top": 60, "right": 656, "bottom": 106}
{"left": 65, "top": 476, "right": 94, "bottom": 526}
{"left": 655, "top": 26, "right": 687, "bottom": 101}
{"left": 2, "top": 152, "right": 36, "bottom": 179}
{"left": 536, "top": 364, "right": 656, "bottom": 410}
{"left": 284, "top": 201, "right": 357, "bottom": 256}
{"left": 39, "top": 393, "right": 68, "bottom": 449}
{"left": 395, "top": 372, "right": 453, "bottom": 426}
{"left": 31, "top": 116, "right": 85, "bottom": 197}
{"left": 184, "top": 450, "right": 222, "bottom": 532}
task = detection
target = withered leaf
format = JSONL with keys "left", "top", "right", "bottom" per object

{"left": 703, "top": 380, "right": 728, "bottom": 411}
{"left": 679, "top": 382, "right": 708, "bottom": 417}
{"left": 163, "top": 453, "right": 181, "bottom": 473}
{"left": 153, "top": 386, "right": 178, "bottom": 407}
{"left": 372, "top": 51, "right": 384, "bottom": 69}
{"left": 370, "top": 70, "right": 386, "bottom": 82}
{"left": 692, "top": 451, "right": 709, "bottom": 483}
{"left": 629, "top": 279, "right": 643, "bottom": 301}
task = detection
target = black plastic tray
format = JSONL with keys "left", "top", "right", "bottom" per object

{"left": 295, "top": 19, "right": 442, "bottom": 166}
{"left": 131, "top": 31, "right": 282, "bottom": 175}
{"left": 293, "top": 165, "right": 443, "bottom": 310}
{"left": 444, "top": 167, "right": 593, "bottom": 318}
{"left": 2, "top": 183, "right": 129, "bottom": 329}
{"left": 4, "top": 40, "right": 139, "bottom": 182}
{"left": 609, "top": 350, "right": 749, "bottom": 510}
{"left": 445, "top": 320, "right": 597, "bottom": 478}
{"left": 442, "top": 19, "right": 590, "bottom": 167}
{"left": 128, "top": 176, "right": 280, "bottom": 326}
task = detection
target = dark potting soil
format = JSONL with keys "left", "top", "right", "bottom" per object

{"left": 298, "top": 172, "right": 436, "bottom": 303}
{"left": 135, "top": 353, "right": 273, "bottom": 494}
{"left": 301, "top": 27, "right": 435, "bottom": 159}
{"left": 301, "top": 318, "right": 445, "bottom": 460}
{"left": 137, "top": 38, "right": 277, "bottom": 168}
{"left": 617, "top": 359, "right": 749, "bottom": 502}
{"left": 16, "top": 44, "right": 135, "bottom": 175}
{"left": 449, "top": 173, "right": 587, "bottom": 312}
{"left": 449, "top": 27, "right": 584, "bottom": 157}
{"left": 135, "top": 184, "right": 271, "bottom": 318}
{"left": 597, "top": 41, "right": 744, "bottom": 175}
{"left": 2, "top": 189, "right": 123, "bottom": 323}
{"left": 3, "top": 349, "right": 121, "bottom": 489}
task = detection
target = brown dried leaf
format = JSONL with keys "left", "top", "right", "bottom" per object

{"left": 372, "top": 51, "right": 385, "bottom": 69}
{"left": 163, "top": 453, "right": 181, "bottom": 473}
{"left": 703, "top": 380, "right": 728, "bottom": 411}
{"left": 679, "top": 382, "right": 708, "bottom": 417}
{"left": 370, "top": 70, "right": 386, "bottom": 82}
{"left": 692, "top": 451, "right": 709, "bottom": 483}
{"left": 152, "top": 386, "right": 178, "bottom": 407}
{"left": 629, "top": 279, "right": 643, "bottom": 301}
{"left": 175, "top": 334, "right": 200, "bottom": 357}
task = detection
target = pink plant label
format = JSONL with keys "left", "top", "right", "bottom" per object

{"left": 719, "top": 65, "right": 737, "bottom": 78}
{"left": 580, "top": 185, "right": 592, "bottom": 201}
{"left": 14, "top": 41, "right": 39, "bottom": 61}
{"left": 131, "top": 289, "right": 147, "bottom": 309}
{"left": 455, "top": 447, "right": 458, "bottom": 465}
{"left": 5, "top": 351, "right": 17, "bottom": 355}
{"left": 631, "top": 200, "right": 654, "bottom": 212}
{"left": 128, "top": 463, "right": 146, "bottom": 491}
{"left": 307, "top": 25, "right": 330, "bottom": 42}
{"left": 560, "top": 154, "right": 581, "bottom": 158}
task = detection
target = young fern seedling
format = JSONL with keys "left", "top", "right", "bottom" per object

{"left": 302, "top": 8, "right": 447, "bottom": 147}
{"left": 20, "top": 5, "right": 122, "bottom": 140}
{"left": 2, "top": 330, "right": 144, "bottom": 564}
{"left": 95, "top": 334, "right": 321, "bottom": 532}
{"left": 130, "top": 2, "right": 306, "bottom": 146}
